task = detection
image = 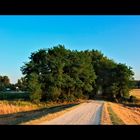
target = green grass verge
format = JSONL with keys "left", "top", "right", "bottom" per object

{"left": 107, "top": 105, "right": 125, "bottom": 125}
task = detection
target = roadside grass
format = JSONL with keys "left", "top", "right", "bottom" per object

{"left": 122, "top": 89, "right": 140, "bottom": 108}
{"left": 100, "top": 103, "right": 105, "bottom": 124}
{"left": 130, "top": 89, "right": 140, "bottom": 100}
{"left": 100, "top": 102, "right": 112, "bottom": 125}
{"left": 107, "top": 104, "right": 125, "bottom": 125}
{"left": 0, "top": 100, "right": 81, "bottom": 125}
{"left": 0, "top": 100, "right": 52, "bottom": 115}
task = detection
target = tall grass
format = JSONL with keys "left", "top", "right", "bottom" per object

{"left": 0, "top": 100, "right": 81, "bottom": 115}
{"left": 0, "top": 100, "right": 39, "bottom": 115}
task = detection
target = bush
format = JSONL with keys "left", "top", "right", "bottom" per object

{"left": 67, "top": 94, "right": 76, "bottom": 102}
{"left": 29, "top": 89, "right": 42, "bottom": 103}
{"left": 59, "top": 93, "right": 68, "bottom": 102}
{"left": 47, "top": 87, "right": 61, "bottom": 101}
{"left": 129, "top": 95, "right": 137, "bottom": 103}
{"left": 28, "top": 73, "right": 42, "bottom": 103}
{"left": 74, "top": 90, "right": 83, "bottom": 99}
{"left": 0, "top": 92, "right": 29, "bottom": 100}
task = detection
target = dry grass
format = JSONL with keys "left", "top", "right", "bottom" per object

{"left": 22, "top": 103, "right": 81, "bottom": 125}
{"left": 0, "top": 100, "right": 83, "bottom": 115}
{"left": 101, "top": 90, "right": 140, "bottom": 125}
{"left": 100, "top": 102, "right": 112, "bottom": 125}
{"left": 107, "top": 103, "right": 125, "bottom": 125}
{"left": 0, "top": 101, "right": 39, "bottom": 115}
{"left": 22, "top": 100, "right": 86, "bottom": 125}
{"left": 109, "top": 102, "right": 140, "bottom": 125}
{"left": 130, "top": 89, "right": 140, "bottom": 100}
{"left": 0, "top": 100, "right": 84, "bottom": 125}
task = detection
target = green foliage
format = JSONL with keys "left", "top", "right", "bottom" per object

{"left": 0, "top": 92, "right": 29, "bottom": 100}
{"left": 15, "top": 77, "right": 28, "bottom": 91}
{"left": 47, "top": 87, "right": 61, "bottom": 101}
{"left": 21, "top": 45, "right": 134, "bottom": 102}
{"left": 90, "top": 51, "right": 134, "bottom": 102}
{"left": 129, "top": 80, "right": 140, "bottom": 89}
{"left": 28, "top": 73, "right": 42, "bottom": 103}
{"left": 0, "top": 75, "right": 10, "bottom": 91}
{"left": 129, "top": 95, "right": 137, "bottom": 103}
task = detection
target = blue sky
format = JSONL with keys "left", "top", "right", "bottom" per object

{"left": 0, "top": 15, "right": 140, "bottom": 83}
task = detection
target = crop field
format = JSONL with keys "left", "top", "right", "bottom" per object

{"left": 130, "top": 89, "right": 140, "bottom": 100}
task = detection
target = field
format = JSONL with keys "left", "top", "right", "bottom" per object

{"left": 101, "top": 102, "right": 140, "bottom": 125}
{"left": 108, "top": 102, "right": 140, "bottom": 124}
{"left": 101, "top": 89, "right": 140, "bottom": 125}
{"left": 0, "top": 90, "right": 140, "bottom": 125}
{"left": 130, "top": 89, "right": 140, "bottom": 100}
{"left": 0, "top": 91, "right": 82, "bottom": 125}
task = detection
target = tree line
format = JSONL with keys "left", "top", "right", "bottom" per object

{"left": 18, "top": 45, "right": 134, "bottom": 103}
{"left": 0, "top": 76, "right": 10, "bottom": 91}
{"left": 131, "top": 80, "right": 140, "bottom": 89}
{"left": 0, "top": 75, "right": 21, "bottom": 91}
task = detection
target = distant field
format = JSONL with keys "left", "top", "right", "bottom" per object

{"left": 106, "top": 102, "right": 140, "bottom": 124}
{"left": 100, "top": 89, "right": 140, "bottom": 125}
{"left": 130, "top": 89, "right": 140, "bottom": 100}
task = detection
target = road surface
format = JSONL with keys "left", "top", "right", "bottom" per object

{"left": 40, "top": 100, "right": 103, "bottom": 125}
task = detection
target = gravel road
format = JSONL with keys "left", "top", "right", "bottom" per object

{"left": 40, "top": 100, "right": 103, "bottom": 125}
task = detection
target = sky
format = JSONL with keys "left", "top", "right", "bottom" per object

{"left": 0, "top": 15, "right": 140, "bottom": 83}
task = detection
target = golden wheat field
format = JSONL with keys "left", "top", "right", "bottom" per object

{"left": 101, "top": 89, "right": 140, "bottom": 125}
{"left": 0, "top": 100, "right": 63, "bottom": 115}
{"left": 0, "top": 101, "right": 40, "bottom": 115}
{"left": 108, "top": 102, "right": 140, "bottom": 124}
{"left": 130, "top": 89, "right": 140, "bottom": 100}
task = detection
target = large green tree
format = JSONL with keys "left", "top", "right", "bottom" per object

{"left": 21, "top": 45, "right": 134, "bottom": 102}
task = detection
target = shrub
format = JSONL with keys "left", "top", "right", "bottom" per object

{"left": 0, "top": 92, "right": 29, "bottom": 100}
{"left": 129, "top": 95, "right": 137, "bottom": 103}
{"left": 28, "top": 73, "right": 42, "bottom": 103}
{"left": 67, "top": 94, "right": 76, "bottom": 102}
{"left": 47, "top": 87, "right": 61, "bottom": 101}
{"left": 74, "top": 90, "right": 83, "bottom": 99}
{"left": 59, "top": 93, "right": 68, "bottom": 102}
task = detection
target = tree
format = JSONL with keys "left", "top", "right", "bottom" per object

{"left": 0, "top": 75, "right": 10, "bottom": 91}
{"left": 21, "top": 45, "right": 134, "bottom": 102}
{"left": 16, "top": 77, "right": 28, "bottom": 91}
{"left": 28, "top": 73, "right": 42, "bottom": 102}
{"left": 114, "top": 64, "right": 134, "bottom": 101}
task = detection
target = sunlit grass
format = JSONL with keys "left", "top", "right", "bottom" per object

{"left": 107, "top": 105, "right": 125, "bottom": 125}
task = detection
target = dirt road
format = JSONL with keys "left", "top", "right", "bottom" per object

{"left": 40, "top": 100, "right": 103, "bottom": 125}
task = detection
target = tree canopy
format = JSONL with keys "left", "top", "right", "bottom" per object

{"left": 0, "top": 75, "right": 10, "bottom": 91}
{"left": 21, "top": 45, "right": 134, "bottom": 102}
